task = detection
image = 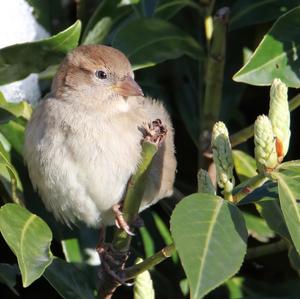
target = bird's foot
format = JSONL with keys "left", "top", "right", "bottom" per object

{"left": 143, "top": 119, "right": 167, "bottom": 146}
{"left": 97, "top": 243, "right": 131, "bottom": 286}
{"left": 113, "top": 203, "right": 144, "bottom": 235}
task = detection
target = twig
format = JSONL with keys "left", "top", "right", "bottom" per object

{"left": 124, "top": 244, "right": 176, "bottom": 280}
{"left": 112, "top": 141, "right": 158, "bottom": 252}
{"left": 98, "top": 121, "right": 165, "bottom": 298}
{"left": 230, "top": 93, "right": 300, "bottom": 147}
{"left": 199, "top": 7, "right": 230, "bottom": 168}
{"left": 233, "top": 173, "right": 267, "bottom": 203}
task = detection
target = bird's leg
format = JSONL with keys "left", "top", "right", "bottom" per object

{"left": 96, "top": 224, "right": 106, "bottom": 252}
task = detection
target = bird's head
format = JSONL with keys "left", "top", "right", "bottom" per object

{"left": 52, "top": 45, "right": 144, "bottom": 102}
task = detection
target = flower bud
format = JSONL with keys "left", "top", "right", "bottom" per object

{"left": 211, "top": 122, "right": 235, "bottom": 193}
{"left": 254, "top": 115, "right": 278, "bottom": 172}
{"left": 134, "top": 258, "right": 155, "bottom": 299}
{"left": 197, "top": 169, "right": 216, "bottom": 195}
{"left": 268, "top": 78, "right": 290, "bottom": 161}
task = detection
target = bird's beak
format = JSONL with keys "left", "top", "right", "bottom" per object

{"left": 113, "top": 75, "right": 144, "bottom": 97}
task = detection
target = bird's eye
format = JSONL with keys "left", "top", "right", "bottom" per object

{"left": 95, "top": 70, "right": 107, "bottom": 79}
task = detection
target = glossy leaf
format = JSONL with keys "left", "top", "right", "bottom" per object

{"left": 134, "top": 258, "right": 155, "bottom": 299}
{"left": 0, "top": 120, "right": 25, "bottom": 155}
{"left": 276, "top": 171, "right": 300, "bottom": 253}
{"left": 0, "top": 142, "right": 23, "bottom": 201}
{"left": 233, "top": 150, "right": 257, "bottom": 181}
{"left": 61, "top": 238, "right": 83, "bottom": 263}
{"left": 82, "top": 0, "right": 131, "bottom": 40}
{"left": 44, "top": 258, "right": 95, "bottom": 299}
{"left": 152, "top": 211, "right": 178, "bottom": 263}
{"left": 0, "top": 20, "right": 81, "bottom": 85}
{"left": 154, "top": 0, "right": 200, "bottom": 20}
{"left": 243, "top": 212, "right": 274, "bottom": 242}
{"left": 233, "top": 7, "right": 300, "bottom": 88}
{"left": 230, "top": 0, "right": 300, "bottom": 30}
{"left": 112, "top": 18, "right": 203, "bottom": 70}
{"left": 237, "top": 181, "right": 277, "bottom": 206}
{"left": 0, "top": 263, "right": 19, "bottom": 295}
{"left": 258, "top": 200, "right": 290, "bottom": 239}
{"left": 0, "top": 203, "right": 53, "bottom": 287}
{"left": 0, "top": 92, "right": 32, "bottom": 121}
{"left": 170, "top": 193, "right": 247, "bottom": 299}
{"left": 82, "top": 17, "right": 112, "bottom": 45}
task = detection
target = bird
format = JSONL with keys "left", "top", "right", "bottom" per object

{"left": 24, "top": 44, "right": 176, "bottom": 231}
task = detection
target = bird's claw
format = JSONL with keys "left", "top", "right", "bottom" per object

{"left": 143, "top": 119, "right": 167, "bottom": 146}
{"left": 113, "top": 203, "right": 135, "bottom": 236}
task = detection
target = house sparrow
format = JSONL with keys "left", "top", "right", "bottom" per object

{"left": 24, "top": 45, "right": 176, "bottom": 230}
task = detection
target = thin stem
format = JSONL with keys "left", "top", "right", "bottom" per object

{"left": 245, "top": 239, "right": 288, "bottom": 260}
{"left": 233, "top": 173, "right": 266, "bottom": 203}
{"left": 230, "top": 93, "right": 300, "bottom": 147}
{"left": 124, "top": 244, "right": 176, "bottom": 280}
{"left": 199, "top": 7, "right": 230, "bottom": 168}
{"left": 112, "top": 141, "right": 158, "bottom": 252}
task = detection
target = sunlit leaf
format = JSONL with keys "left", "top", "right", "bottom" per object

{"left": 170, "top": 193, "right": 247, "bottom": 299}
{"left": 0, "top": 120, "right": 25, "bottom": 155}
{"left": 61, "top": 238, "right": 83, "bottom": 263}
{"left": 0, "top": 204, "right": 53, "bottom": 287}
{"left": 275, "top": 170, "right": 300, "bottom": 253}
{"left": 233, "top": 150, "right": 257, "bottom": 181}
{"left": 83, "top": 17, "right": 112, "bottom": 45}
{"left": 233, "top": 6, "right": 300, "bottom": 88}
{"left": 0, "top": 92, "right": 32, "bottom": 121}
{"left": 0, "top": 20, "right": 81, "bottom": 85}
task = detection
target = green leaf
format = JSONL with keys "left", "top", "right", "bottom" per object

{"left": 258, "top": 199, "right": 290, "bottom": 239}
{"left": 288, "top": 245, "right": 300, "bottom": 275}
{"left": 170, "top": 193, "right": 248, "bottom": 299}
{"left": 139, "top": 226, "right": 155, "bottom": 258}
{"left": 230, "top": 0, "right": 300, "bottom": 31}
{"left": 0, "top": 142, "right": 23, "bottom": 202}
{"left": 61, "top": 238, "right": 83, "bottom": 263}
{"left": 82, "top": 0, "right": 131, "bottom": 40}
{"left": 134, "top": 258, "right": 155, "bottom": 299}
{"left": 44, "top": 258, "right": 95, "bottom": 299}
{"left": 152, "top": 211, "right": 178, "bottom": 263}
{"left": 243, "top": 212, "right": 274, "bottom": 242}
{"left": 0, "top": 203, "right": 53, "bottom": 287}
{"left": 233, "top": 150, "right": 257, "bottom": 182}
{"left": 0, "top": 92, "right": 32, "bottom": 121}
{"left": 0, "top": 263, "right": 20, "bottom": 295}
{"left": 233, "top": 6, "right": 300, "bottom": 88}
{"left": 0, "top": 120, "right": 25, "bottom": 156}
{"left": 82, "top": 17, "right": 112, "bottom": 45}
{"left": 0, "top": 20, "right": 81, "bottom": 85}
{"left": 276, "top": 171, "right": 300, "bottom": 253}
{"left": 112, "top": 18, "right": 203, "bottom": 70}
{"left": 154, "top": 0, "right": 200, "bottom": 20}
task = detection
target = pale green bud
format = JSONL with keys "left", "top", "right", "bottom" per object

{"left": 268, "top": 78, "right": 290, "bottom": 160}
{"left": 197, "top": 169, "right": 216, "bottom": 195}
{"left": 134, "top": 258, "right": 155, "bottom": 299}
{"left": 211, "top": 122, "right": 235, "bottom": 193}
{"left": 254, "top": 115, "right": 278, "bottom": 172}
